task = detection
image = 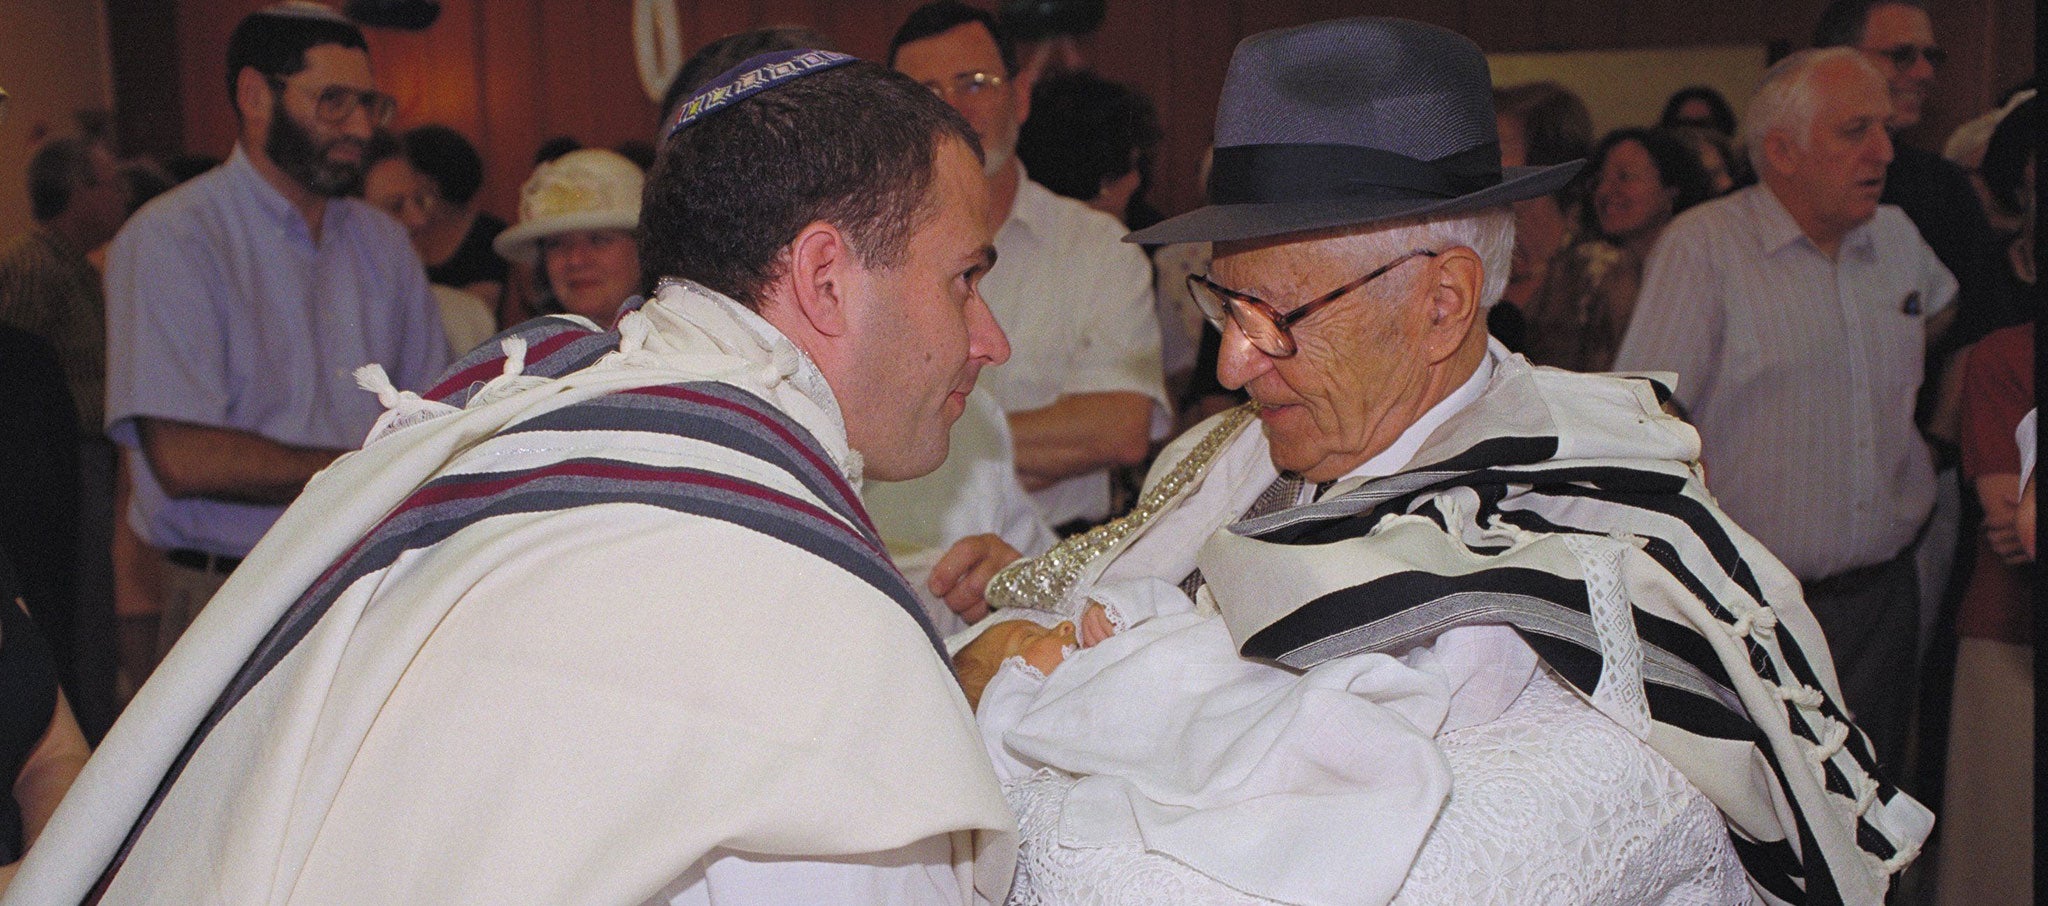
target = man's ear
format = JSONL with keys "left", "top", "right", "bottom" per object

{"left": 1010, "top": 66, "right": 1035, "bottom": 126}
{"left": 1762, "top": 129, "right": 1800, "bottom": 179}
{"left": 234, "top": 66, "right": 272, "bottom": 126}
{"left": 1420, "top": 247, "right": 1483, "bottom": 363}
{"left": 782, "top": 220, "right": 855, "bottom": 337}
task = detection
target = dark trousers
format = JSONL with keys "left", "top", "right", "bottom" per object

{"left": 1804, "top": 550, "right": 1920, "bottom": 778}
{"left": 68, "top": 437, "right": 120, "bottom": 742}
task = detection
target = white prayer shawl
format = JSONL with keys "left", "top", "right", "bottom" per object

{"left": 986, "top": 351, "right": 1932, "bottom": 905}
{"left": 6, "top": 283, "right": 1015, "bottom": 905}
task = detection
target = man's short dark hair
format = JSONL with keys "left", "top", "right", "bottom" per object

{"left": 660, "top": 26, "right": 838, "bottom": 128}
{"left": 27, "top": 137, "right": 103, "bottom": 223}
{"left": 640, "top": 61, "right": 980, "bottom": 310}
{"left": 887, "top": 1, "right": 1016, "bottom": 76}
{"left": 1017, "top": 71, "right": 1161, "bottom": 203}
{"left": 224, "top": 7, "right": 369, "bottom": 108}
{"left": 1812, "top": 0, "right": 1926, "bottom": 48}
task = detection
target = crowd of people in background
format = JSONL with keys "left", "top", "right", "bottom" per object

{"left": 0, "top": 0, "right": 2034, "bottom": 901}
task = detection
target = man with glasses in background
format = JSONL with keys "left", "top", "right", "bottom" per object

{"left": 102, "top": 1, "right": 446, "bottom": 671}
{"left": 1814, "top": 0, "right": 1988, "bottom": 329}
{"left": 885, "top": 1, "right": 1167, "bottom": 559}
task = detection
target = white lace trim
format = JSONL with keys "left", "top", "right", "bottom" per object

{"left": 1003, "top": 670, "right": 1748, "bottom": 905}
{"left": 1561, "top": 532, "right": 1653, "bottom": 740}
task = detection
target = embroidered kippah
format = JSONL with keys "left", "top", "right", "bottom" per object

{"left": 663, "top": 49, "right": 857, "bottom": 142}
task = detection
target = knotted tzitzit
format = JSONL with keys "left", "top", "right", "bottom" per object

{"left": 354, "top": 364, "right": 458, "bottom": 445}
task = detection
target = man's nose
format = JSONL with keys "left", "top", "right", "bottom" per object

{"left": 968, "top": 294, "right": 1011, "bottom": 366}
{"left": 1213, "top": 318, "right": 1268, "bottom": 391}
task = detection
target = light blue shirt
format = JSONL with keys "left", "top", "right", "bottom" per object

{"left": 105, "top": 145, "right": 449, "bottom": 556}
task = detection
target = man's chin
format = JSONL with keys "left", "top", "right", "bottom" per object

{"left": 309, "top": 165, "right": 364, "bottom": 198}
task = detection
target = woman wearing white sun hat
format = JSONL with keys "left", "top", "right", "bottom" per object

{"left": 493, "top": 148, "right": 645, "bottom": 326}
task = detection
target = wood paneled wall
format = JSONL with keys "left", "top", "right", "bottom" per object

{"left": 113, "top": 0, "right": 2035, "bottom": 222}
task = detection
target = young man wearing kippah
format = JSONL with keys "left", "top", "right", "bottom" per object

{"left": 10, "top": 49, "right": 1016, "bottom": 905}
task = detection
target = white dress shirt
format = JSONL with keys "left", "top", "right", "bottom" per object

{"left": 1614, "top": 183, "right": 1955, "bottom": 580}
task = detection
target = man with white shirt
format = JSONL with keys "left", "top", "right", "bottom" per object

{"left": 888, "top": 1, "right": 1168, "bottom": 534}
{"left": 966, "top": 18, "right": 1929, "bottom": 904}
{"left": 1615, "top": 47, "right": 1956, "bottom": 776}
{"left": 8, "top": 51, "right": 1013, "bottom": 905}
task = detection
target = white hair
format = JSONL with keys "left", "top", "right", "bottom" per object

{"left": 1740, "top": 47, "right": 1884, "bottom": 174}
{"left": 1334, "top": 207, "right": 1517, "bottom": 309}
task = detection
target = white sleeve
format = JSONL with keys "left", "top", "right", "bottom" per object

{"left": 659, "top": 837, "right": 969, "bottom": 906}
{"left": 1611, "top": 215, "right": 1725, "bottom": 414}
{"left": 2018, "top": 409, "right": 2037, "bottom": 489}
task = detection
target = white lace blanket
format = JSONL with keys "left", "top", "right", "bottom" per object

{"left": 1004, "top": 669, "right": 1750, "bottom": 906}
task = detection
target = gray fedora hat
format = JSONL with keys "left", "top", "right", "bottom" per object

{"left": 1126, "top": 17, "right": 1582, "bottom": 245}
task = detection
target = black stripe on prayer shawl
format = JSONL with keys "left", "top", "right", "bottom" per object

{"left": 1441, "top": 475, "right": 1900, "bottom": 813}
{"left": 1244, "top": 567, "right": 1756, "bottom": 739}
{"left": 88, "top": 381, "right": 937, "bottom": 903}
{"left": 1413, "top": 433, "right": 1558, "bottom": 474}
{"left": 1235, "top": 453, "right": 1905, "bottom": 904}
{"left": 1486, "top": 479, "right": 1897, "bottom": 901}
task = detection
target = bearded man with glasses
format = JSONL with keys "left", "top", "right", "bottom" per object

{"left": 953, "top": 18, "right": 1929, "bottom": 904}
{"left": 100, "top": 1, "right": 447, "bottom": 673}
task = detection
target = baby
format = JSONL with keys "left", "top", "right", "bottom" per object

{"left": 952, "top": 603, "right": 1114, "bottom": 710}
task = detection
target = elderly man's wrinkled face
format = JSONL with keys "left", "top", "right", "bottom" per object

{"left": 1778, "top": 58, "right": 1895, "bottom": 242}
{"left": 1213, "top": 233, "right": 1440, "bottom": 482}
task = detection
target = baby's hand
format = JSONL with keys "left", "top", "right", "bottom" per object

{"left": 1078, "top": 602, "right": 1116, "bottom": 648}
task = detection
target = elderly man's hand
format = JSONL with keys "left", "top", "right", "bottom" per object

{"left": 929, "top": 534, "right": 1023, "bottom": 622}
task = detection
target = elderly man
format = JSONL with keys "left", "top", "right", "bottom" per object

{"left": 963, "top": 19, "right": 1929, "bottom": 905}
{"left": 7, "top": 52, "right": 1013, "bottom": 904}
{"left": 889, "top": 1, "right": 1169, "bottom": 534}
{"left": 1615, "top": 48, "right": 1956, "bottom": 777}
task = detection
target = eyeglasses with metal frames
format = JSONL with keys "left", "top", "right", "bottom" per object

{"left": 1863, "top": 43, "right": 1946, "bottom": 70}
{"left": 1187, "top": 248, "right": 1440, "bottom": 358}
{"left": 266, "top": 74, "right": 398, "bottom": 127}
{"left": 919, "top": 70, "right": 1006, "bottom": 101}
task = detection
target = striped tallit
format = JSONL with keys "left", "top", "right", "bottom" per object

{"left": 994, "top": 352, "right": 1932, "bottom": 905}
{"left": 1202, "top": 363, "right": 1931, "bottom": 906}
{"left": 12, "top": 284, "right": 1011, "bottom": 905}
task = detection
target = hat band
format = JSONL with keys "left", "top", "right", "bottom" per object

{"left": 1208, "top": 142, "right": 1503, "bottom": 206}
